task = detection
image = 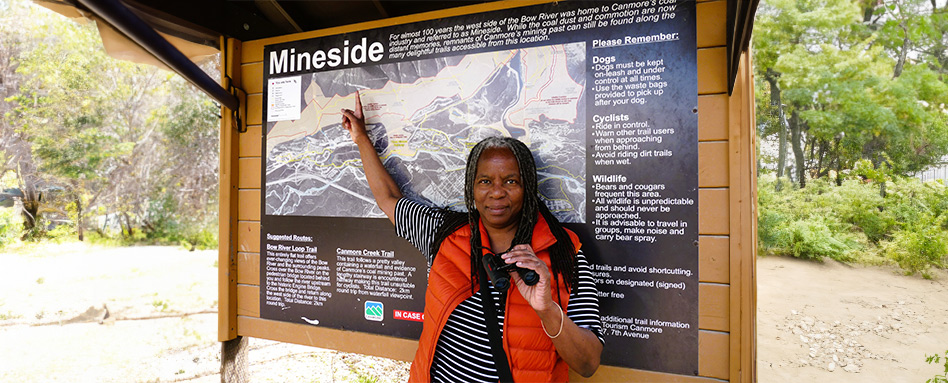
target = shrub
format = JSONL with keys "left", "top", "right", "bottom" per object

{"left": 758, "top": 174, "right": 948, "bottom": 274}
{"left": 882, "top": 215, "right": 948, "bottom": 278}
{"left": 926, "top": 349, "right": 948, "bottom": 383}
{"left": 781, "top": 218, "right": 857, "bottom": 261}
{"left": 758, "top": 176, "right": 861, "bottom": 261}
{"left": 829, "top": 180, "right": 894, "bottom": 243}
{"left": 0, "top": 207, "right": 21, "bottom": 248}
{"left": 180, "top": 228, "right": 218, "bottom": 251}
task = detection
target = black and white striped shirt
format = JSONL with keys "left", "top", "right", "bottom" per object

{"left": 394, "top": 198, "right": 604, "bottom": 383}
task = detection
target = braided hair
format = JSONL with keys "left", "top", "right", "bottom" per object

{"left": 431, "top": 137, "right": 578, "bottom": 302}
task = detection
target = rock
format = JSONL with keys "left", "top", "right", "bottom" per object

{"left": 832, "top": 355, "right": 839, "bottom": 362}
{"left": 801, "top": 336, "right": 809, "bottom": 343}
{"left": 828, "top": 362, "right": 836, "bottom": 372}
{"left": 792, "top": 310, "right": 799, "bottom": 315}
{"left": 64, "top": 304, "right": 110, "bottom": 325}
{"left": 843, "top": 364, "right": 860, "bottom": 373}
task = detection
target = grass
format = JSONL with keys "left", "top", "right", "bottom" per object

{"left": 152, "top": 298, "right": 170, "bottom": 312}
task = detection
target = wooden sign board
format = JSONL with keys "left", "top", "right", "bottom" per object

{"left": 218, "top": 0, "right": 756, "bottom": 381}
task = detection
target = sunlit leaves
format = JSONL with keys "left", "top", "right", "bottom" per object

{"left": 755, "top": 0, "right": 948, "bottom": 177}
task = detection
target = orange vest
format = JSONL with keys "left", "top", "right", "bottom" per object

{"left": 408, "top": 213, "right": 581, "bottom": 383}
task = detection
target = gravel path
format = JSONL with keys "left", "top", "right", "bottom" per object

{"left": 758, "top": 256, "right": 948, "bottom": 382}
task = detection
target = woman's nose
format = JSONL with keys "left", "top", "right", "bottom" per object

{"left": 488, "top": 182, "right": 505, "bottom": 197}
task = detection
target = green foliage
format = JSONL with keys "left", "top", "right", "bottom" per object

{"left": 758, "top": 176, "right": 863, "bottom": 261}
{"left": 755, "top": 0, "right": 948, "bottom": 178}
{"left": 1, "top": 1, "right": 220, "bottom": 246}
{"left": 758, "top": 175, "right": 948, "bottom": 275}
{"left": 783, "top": 218, "right": 857, "bottom": 260}
{"left": 45, "top": 223, "right": 76, "bottom": 242}
{"left": 151, "top": 299, "right": 169, "bottom": 312}
{"left": 0, "top": 207, "right": 20, "bottom": 248}
{"left": 883, "top": 215, "right": 948, "bottom": 278}
{"left": 183, "top": 228, "right": 218, "bottom": 251}
{"left": 928, "top": 350, "right": 948, "bottom": 383}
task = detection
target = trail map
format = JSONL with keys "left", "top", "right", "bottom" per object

{"left": 265, "top": 44, "right": 587, "bottom": 222}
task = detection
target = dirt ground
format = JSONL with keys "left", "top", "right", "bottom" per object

{"left": 2, "top": 243, "right": 946, "bottom": 382}
{"left": 0, "top": 243, "right": 409, "bottom": 383}
{"left": 757, "top": 255, "right": 948, "bottom": 382}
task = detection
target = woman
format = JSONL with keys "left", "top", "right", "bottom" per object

{"left": 342, "top": 92, "right": 603, "bottom": 382}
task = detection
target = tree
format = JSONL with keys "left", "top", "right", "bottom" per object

{"left": 4, "top": 0, "right": 220, "bottom": 242}
{"left": 754, "top": 0, "right": 948, "bottom": 186}
{"left": 754, "top": 0, "right": 861, "bottom": 187}
{"left": 146, "top": 72, "right": 220, "bottom": 239}
{"left": 0, "top": 0, "right": 51, "bottom": 232}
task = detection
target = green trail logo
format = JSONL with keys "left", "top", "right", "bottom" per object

{"left": 365, "top": 301, "right": 383, "bottom": 321}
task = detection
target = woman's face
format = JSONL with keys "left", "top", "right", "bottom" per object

{"left": 473, "top": 147, "right": 524, "bottom": 234}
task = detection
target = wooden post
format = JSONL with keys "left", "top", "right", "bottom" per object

{"left": 221, "top": 336, "right": 249, "bottom": 383}
{"left": 219, "top": 36, "right": 245, "bottom": 383}
{"left": 219, "top": 36, "right": 242, "bottom": 341}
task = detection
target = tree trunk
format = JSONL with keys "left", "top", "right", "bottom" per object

{"left": 76, "top": 196, "right": 84, "bottom": 241}
{"left": 766, "top": 69, "right": 789, "bottom": 190}
{"left": 863, "top": 0, "right": 877, "bottom": 23}
{"left": 122, "top": 212, "right": 134, "bottom": 238}
{"left": 835, "top": 139, "right": 843, "bottom": 186}
{"left": 778, "top": 111, "right": 789, "bottom": 180}
{"left": 815, "top": 139, "right": 828, "bottom": 177}
{"left": 21, "top": 187, "right": 39, "bottom": 232}
{"left": 894, "top": 22, "right": 911, "bottom": 78}
{"left": 790, "top": 110, "right": 807, "bottom": 188}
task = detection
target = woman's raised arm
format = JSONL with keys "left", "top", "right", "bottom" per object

{"left": 341, "top": 91, "right": 402, "bottom": 223}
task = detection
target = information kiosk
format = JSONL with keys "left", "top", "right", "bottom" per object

{"left": 218, "top": 0, "right": 758, "bottom": 381}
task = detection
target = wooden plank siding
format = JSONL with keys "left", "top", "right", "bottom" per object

{"left": 221, "top": 0, "right": 754, "bottom": 381}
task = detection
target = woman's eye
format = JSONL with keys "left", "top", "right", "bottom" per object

{"left": 478, "top": 179, "right": 490, "bottom": 184}
{"left": 505, "top": 179, "right": 518, "bottom": 184}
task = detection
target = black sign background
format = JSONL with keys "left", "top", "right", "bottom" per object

{"left": 261, "top": 0, "right": 698, "bottom": 375}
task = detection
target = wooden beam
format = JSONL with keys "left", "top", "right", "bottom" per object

{"left": 218, "top": 37, "right": 243, "bottom": 342}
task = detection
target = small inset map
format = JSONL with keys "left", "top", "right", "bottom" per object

{"left": 265, "top": 43, "right": 587, "bottom": 222}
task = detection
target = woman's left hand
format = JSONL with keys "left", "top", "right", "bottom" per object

{"left": 502, "top": 244, "right": 555, "bottom": 312}
{"left": 502, "top": 244, "right": 603, "bottom": 377}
